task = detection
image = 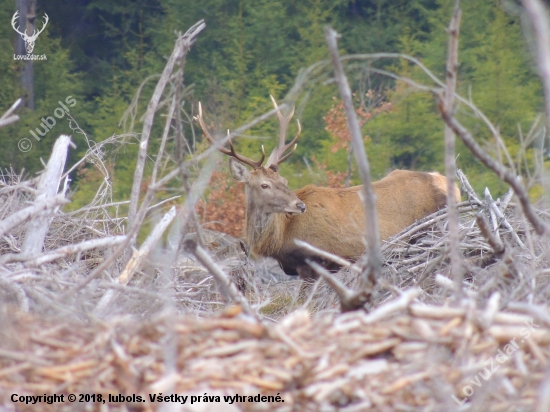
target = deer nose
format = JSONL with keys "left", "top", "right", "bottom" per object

{"left": 296, "top": 202, "right": 306, "bottom": 213}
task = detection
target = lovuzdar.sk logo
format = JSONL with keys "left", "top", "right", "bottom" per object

{"left": 12, "top": 10, "right": 48, "bottom": 61}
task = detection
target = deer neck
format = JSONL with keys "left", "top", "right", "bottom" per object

{"left": 245, "top": 195, "right": 286, "bottom": 258}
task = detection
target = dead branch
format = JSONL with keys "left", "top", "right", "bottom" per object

{"left": 488, "top": 197, "right": 525, "bottom": 249}
{"left": 0, "top": 98, "right": 21, "bottom": 127}
{"left": 308, "top": 261, "right": 370, "bottom": 312}
{"left": 127, "top": 20, "right": 205, "bottom": 240}
{"left": 120, "top": 206, "right": 177, "bottom": 285}
{"left": 95, "top": 206, "right": 177, "bottom": 315}
{"left": 325, "top": 26, "right": 383, "bottom": 301}
{"left": 475, "top": 212, "right": 505, "bottom": 257}
{"left": 151, "top": 95, "right": 177, "bottom": 186}
{"left": 22, "top": 135, "right": 72, "bottom": 255}
{"left": 444, "top": 1, "right": 464, "bottom": 297}
{"left": 183, "top": 238, "right": 255, "bottom": 318}
{"left": 362, "top": 288, "right": 422, "bottom": 324}
{"left": 382, "top": 201, "right": 476, "bottom": 251}
{"left": 295, "top": 240, "right": 361, "bottom": 273}
{"left": 479, "top": 291, "right": 501, "bottom": 329}
{"left": 506, "top": 301, "right": 550, "bottom": 328}
{"left": 0, "top": 195, "right": 68, "bottom": 239}
{"left": 457, "top": 169, "right": 482, "bottom": 204}
{"left": 538, "top": 371, "right": 550, "bottom": 412}
{"left": 0, "top": 236, "right": 126, "bottom": 266}
{"left": 437, "top": 99, "right": 550, "bottom": 236}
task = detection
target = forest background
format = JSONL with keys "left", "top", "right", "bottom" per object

{"left": 0, "top": 0, "right": 546, "bottom": 237}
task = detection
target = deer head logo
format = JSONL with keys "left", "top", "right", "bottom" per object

{"left": 12, "top": 11, "right": 49, "bottom": 54}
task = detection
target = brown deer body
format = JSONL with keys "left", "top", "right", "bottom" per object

{"left": 196, "top": 97, "right": 460, "bottom": 280}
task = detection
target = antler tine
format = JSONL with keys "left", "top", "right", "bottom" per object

{"left": 268, "top": 95, "right": 301, "bottom": 166}
{"left": 225, "top": 131, "right": 266, "bottom": 169}
{"left": 195, "top": 102, "right": 232, "bottom": 156}
{"left": 276, "top": 119, "right": 301, "bottom": 164}
{"left": 194, "top": 102, "right": 266, "bottom": 169}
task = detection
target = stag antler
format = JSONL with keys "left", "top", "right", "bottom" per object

{"left": 266, "top": 95, "right": 301, "bottom": 166}
{"left": 194, "top": 103, "right": 266, "bottom": 169}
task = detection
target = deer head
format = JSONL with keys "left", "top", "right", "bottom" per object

{"left": 12, "top": 11, "right": 49, "bottom": 54}
{"left": 195, "top": 96, "right": 306, "bottom": 216}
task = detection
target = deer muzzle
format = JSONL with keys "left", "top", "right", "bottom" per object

{"left": 284, "top": 200, "right": 306, "bottom": 215}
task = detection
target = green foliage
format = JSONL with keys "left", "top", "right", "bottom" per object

{"left": 362, "top": 0, "right": 542, "bottom": 194}
{"left": 0, "top": 13, "right": 87, "bottom": 176}
{"left": 0, "top": 0, "right": 545, "bottom": 205}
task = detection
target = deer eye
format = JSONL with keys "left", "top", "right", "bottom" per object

{"left": 261, "top": 184, "right": 269, "bottom": 189}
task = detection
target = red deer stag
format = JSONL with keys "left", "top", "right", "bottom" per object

{"left": 196, "top": 97, "right": 460, "bottom": 281}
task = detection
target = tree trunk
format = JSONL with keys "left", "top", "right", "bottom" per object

{"left": 15, "top": 0, "right": 36, "bottom": 110}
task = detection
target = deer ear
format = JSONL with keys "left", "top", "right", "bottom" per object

{"left": 268, "top": 164, "right": 279, "bottom": 172}
{"left": 229, "top": 158, "right": 250, "bottom": 182}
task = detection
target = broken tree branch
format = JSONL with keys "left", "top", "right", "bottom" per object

{"left": 94, "top": 206, "right": 177, "bottom": 315}
{"left": 476, "top": 212, "right": 505, "bottom": 258}
{"left": 183, "top": 238, "right": 255, "bottom": 318}
{"left": 127, "top": 20, "right": 205, "bottom": 242}
{"left": 295, "top": 240, "right": 361, "bottom": 273}
{"left": 0, "top": 235, "right": 126, "bottom": 266}
{"left": 325, "top": 26, "right": 383, "bottom": 296}
{"left": 437, "top": 100, "right": 550, "bottom": 236}
{"left": 22, "top": 135, "right": 72, "bottom": 255}
{"left": 0, "top": 195, "right": 68, "bottom": 239}
{"left": 0, "top": 98, "right": 21, "bottom": 127}
{"left": 308, "top": 261, "right": 370, "bottom": 312}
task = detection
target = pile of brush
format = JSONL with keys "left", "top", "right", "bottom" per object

{"left": 2, "top": 155, "right": 550, "bottom": 411}
{"left": 1, "top": 292, "right": 549, "bottom": 411}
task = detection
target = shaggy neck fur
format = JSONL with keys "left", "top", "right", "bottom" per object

{"left": 245, "top": 187, "right": 286, "bottom": 257}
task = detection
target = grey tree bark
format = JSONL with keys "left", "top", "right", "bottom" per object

{"left": 15, "top": 0, "right": 36, "bottom": 109}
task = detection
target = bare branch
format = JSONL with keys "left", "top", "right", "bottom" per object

{"left": 120, "top": 206, "right": 177, "bottom": 286}
{"left": 325, "top": 26, "right": 383, "bottom": 294}
{"left": 127, "top": 21, "right": 205, "bottom": 238}
{"left": 294, "top": 240, "right": 361, "bottom": 273}
{"left": 95, "top": 207, "right": 177, "bottom": 315}
{"left": 0, "top": 235, "right": 126, "bottom": 266}
{"left": 476, "top": 212, "right": 505, "bottom": 257}
{"left": 308, "top": 261, "right": 371, "bottom": 312}
{"left": 362, "top": 288, "right": 422, "bottom": 324}
{"left": 437, "top": 98, "right": 550, "bottom": 236}
{"left": 0, "top": 98, "right": 21, "bottom": 127}
{"left": 443, "top": 1, "right": 464, "bottom": 297}
{"left": 506, "top": 301, "right": 550, "bottom": 328}
{"left": 183, "top": 238, "right": 256, "bottom": 318}
{"left": 22, "top": 135, "right": 72, "bottom": 255}
{"left": 457, "top": 169, "right": 482, "bottom": 204}
{"left": 0, "top": 195, "right": 67, "bottom": 239}
{"left": 151, "top": 95, "right": 177, "bottom": 186}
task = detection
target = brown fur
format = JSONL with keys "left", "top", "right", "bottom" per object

{"left": 232, "top": 160, "right": 460, "bottom": 280}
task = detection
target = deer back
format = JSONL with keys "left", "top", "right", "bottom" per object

{"left": 275, "top": 170, "right": 459, "bottom": 263}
